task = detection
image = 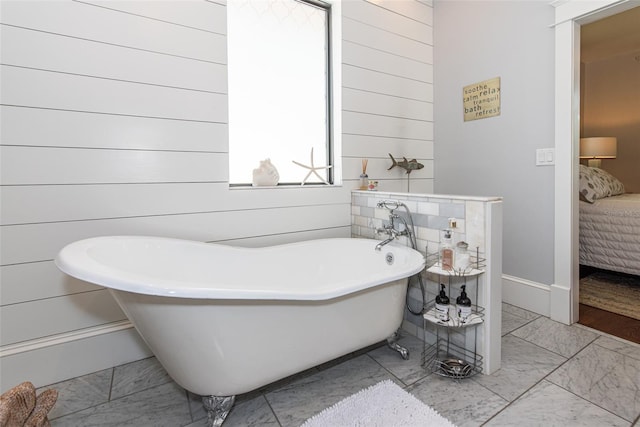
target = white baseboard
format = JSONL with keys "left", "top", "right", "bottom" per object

{"left": 0, "top": 321, "right": 151, "bottom": 391}
{"left": 550, "top": 283, "right": 572, "bottom": 325}
{"left": 502, "top": 274, "right": 550, "bottom": 317}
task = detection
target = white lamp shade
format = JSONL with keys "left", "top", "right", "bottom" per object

{"left": 579, "top": 137, "right": 617, "bottom": 159}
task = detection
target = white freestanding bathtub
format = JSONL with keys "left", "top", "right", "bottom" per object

{"left": 56, "top": 236, "right": 424, "bottom": 425}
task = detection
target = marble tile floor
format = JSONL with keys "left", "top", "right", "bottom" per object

{"left": 41, "top": 303, "right": 640, "bottom": 426}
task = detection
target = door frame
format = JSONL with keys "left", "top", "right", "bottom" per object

{"left": 552, "top": 0, "right": 638, "bottom": 324}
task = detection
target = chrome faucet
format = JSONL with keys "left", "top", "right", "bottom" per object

{"left": 375, "top": 233, "right": 397, "bottom": 251}
{"left": 374, "top": 213, "right": 408, "bottom": 251}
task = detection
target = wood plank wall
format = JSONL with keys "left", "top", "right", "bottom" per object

{"left": 0, "top": 0, "right": 433, "bottom": 388}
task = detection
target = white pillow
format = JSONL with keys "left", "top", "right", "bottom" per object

{"left": 579, "top": 164, "right": 625, "bottom": 203}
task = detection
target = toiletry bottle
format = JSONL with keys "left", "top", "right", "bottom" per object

{"left": 440, "top": 230, "right": 454, "bottom": 271}
{"left": 454, "top": 241, "right": 470, "bottom": 271}
{"left": 435, "top": 284, "right": 450, "bottom": 322}
{"left": 456, "top": 285, "right": 472, "bottom": 321}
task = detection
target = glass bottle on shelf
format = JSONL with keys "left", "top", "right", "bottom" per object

{"left": 440, "top": 230, "right": 454, "bottom": 271}
{"left": 454, "top": 241, "right": 470, "bottom": 272}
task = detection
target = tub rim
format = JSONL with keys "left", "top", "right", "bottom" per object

{"left": 55, "top": 236, "right": 425, "bottom": 301}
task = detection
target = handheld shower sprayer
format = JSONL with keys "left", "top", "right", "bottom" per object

{"left": 374, "top": 199, "right": 425, "bottom": 315}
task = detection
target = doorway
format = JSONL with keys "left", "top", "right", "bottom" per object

{"left": 576, "top": 6, "right": 640, "bottom": 343}
{"left": 553, "top": 0, "right": 640, "bottom": 326}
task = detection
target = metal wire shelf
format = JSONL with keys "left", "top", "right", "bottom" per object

{"left": 425, "top": 245, "right": 486, "bottom": 277}
{"left": 422, "top": 242, "right": 485, "bottom": 380}
{"left": 422, "top": 339, "right": 484, "bottom": 380}
{"left": 422, "top": 304, "right": 484, "bottom": 328}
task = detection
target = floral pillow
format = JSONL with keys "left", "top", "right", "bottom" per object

{"left": 579, "top": 164, "right": 625, "bottom": 203}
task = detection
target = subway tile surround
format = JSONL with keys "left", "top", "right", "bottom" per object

{"left": 351, "top": 190, "right": 492, "bottom": 259}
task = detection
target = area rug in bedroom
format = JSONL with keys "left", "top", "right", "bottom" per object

{"left": 301, "top": 380, "right": 456, "bottom": 427}
{"left": 580, "top": 271, "right": 640, "bottom": 321}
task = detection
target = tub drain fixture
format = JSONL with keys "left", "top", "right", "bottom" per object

{"left": 385, "top": 253, "right": 394, "bottom": 265}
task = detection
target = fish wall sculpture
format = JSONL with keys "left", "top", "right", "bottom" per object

{"left": 387, "top": 154, "right": 424, "bottom": 174}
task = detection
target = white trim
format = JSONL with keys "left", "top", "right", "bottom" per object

{"left": 483, "top": 200, "right": 502, "bottom": 375}
{"left": 553, "top": 18, "right": 580, "bottom": 325}
{"left": 352, "top": 190, "right": 502, "bottom": 203}
{"left": 328, "top": 0, "right": 343, "bottom": 185}
{"left": 552, "top": 0, "right": 635, "bottom": 26}
{"left": 550, "top": 283, "right": 572, "bottom": 324}
{"left": 502, "top": 274, "right": 550, "bottom": 317}
{"left": 0, "top": 321, "right": 133, "bottom": 357}
{"left": 0, "top": 322, "right": 151, "bottom": 389}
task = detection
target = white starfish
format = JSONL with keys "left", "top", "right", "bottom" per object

{"left": 292, "top": 148, "right": 333, "bottom": 186}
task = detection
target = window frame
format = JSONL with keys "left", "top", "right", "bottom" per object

{"left": 227, "top": 0, "right": 338, "bottom": 188}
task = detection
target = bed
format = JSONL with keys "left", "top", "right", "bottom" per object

{"left": 579, "top": 165, "right": 640, "bottom": 276}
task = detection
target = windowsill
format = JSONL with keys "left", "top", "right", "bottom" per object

{"left": 229, "top": 184, "right": 342, "bottom": 190}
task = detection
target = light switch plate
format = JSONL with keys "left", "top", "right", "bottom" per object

{"left": 536, "top": 148, "right": 555, "bottom": 166}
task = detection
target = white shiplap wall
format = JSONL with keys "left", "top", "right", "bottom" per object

{"left": 342, "top": 0, "right": 434, "bottom": 192}
{"left": 0, "top": 0, "right": 433, "bottom": 389}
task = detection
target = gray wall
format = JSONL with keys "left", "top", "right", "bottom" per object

{"left": 433, "top": 0, "right": 555, "bottom": 284}
{"left": 0, "top": 0, "right": 434, "bottom": 388}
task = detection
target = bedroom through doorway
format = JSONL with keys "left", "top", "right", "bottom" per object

{"left": 576, "top": 6, "right": 640, "bottom": 342}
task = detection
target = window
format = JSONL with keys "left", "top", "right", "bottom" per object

{"left": 228, "top": 0, "right": 334, "bottom": 185}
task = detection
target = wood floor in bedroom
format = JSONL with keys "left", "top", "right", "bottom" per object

{"left": 578, "top": 265, "right": 640, "bottom": 345}
{"left": 578, "top": 303, "right": 640, "bottom": 345}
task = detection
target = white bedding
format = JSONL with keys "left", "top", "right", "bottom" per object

{"left": 579, "top": 193, "right": 640, "bottom": 276}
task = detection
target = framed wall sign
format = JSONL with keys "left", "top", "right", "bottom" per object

{"left": 463, "top": 77, "right": 501, "bottom": 121}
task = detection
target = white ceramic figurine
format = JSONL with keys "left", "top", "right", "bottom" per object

{"left": 252, "top": 159, "right": 280, "bottom": 186}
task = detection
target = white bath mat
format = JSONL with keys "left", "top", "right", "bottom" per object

{"left": 301, "top": 380, "right": 457, "bottom": 427}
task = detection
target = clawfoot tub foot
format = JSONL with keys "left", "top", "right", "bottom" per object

{"left": 386, "top": 331, "right": 409, "bottom": 360}
{"left": 202, "top": 395, "right": 235, "bottom": 427}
